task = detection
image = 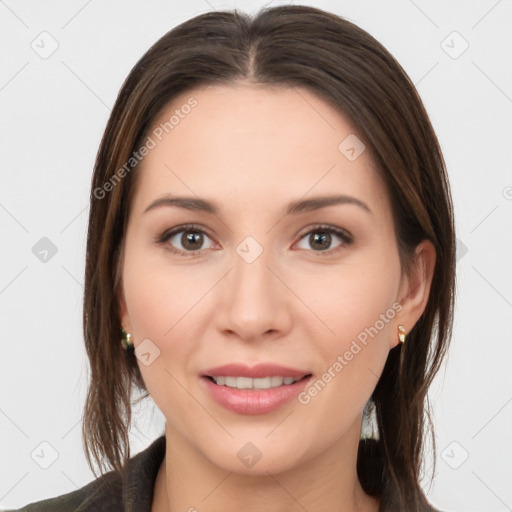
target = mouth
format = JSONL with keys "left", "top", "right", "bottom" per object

{"left": 200, "top": 363, "right": 313, "bottom": 415}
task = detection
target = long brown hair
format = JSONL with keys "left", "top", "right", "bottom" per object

{"left": 82, "top": 5, "right": 455, "bottom": 511}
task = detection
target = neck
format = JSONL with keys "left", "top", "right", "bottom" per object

{"left": 152, "top": 420, "right": 380, "bottom": 512}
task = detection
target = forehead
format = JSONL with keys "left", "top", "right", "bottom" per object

{"left": 150, "top": 83, "right": 359, "bottom": 162}
{"left": 132, "top": 84, "right": 388, "bottom": 218}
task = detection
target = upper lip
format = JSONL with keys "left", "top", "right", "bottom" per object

{"left": 203, "top": 363, "right": 311, "bottom": 379}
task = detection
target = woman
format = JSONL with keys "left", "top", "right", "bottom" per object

{"left": 8, "top": 4, "right": 455, "bottom": 511}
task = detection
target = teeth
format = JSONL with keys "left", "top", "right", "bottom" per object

{"left": 237, "top": 376, "right": 253, "bottom": 389}
{"left": 210, "top": 376, "right": 302, "bottom": 389}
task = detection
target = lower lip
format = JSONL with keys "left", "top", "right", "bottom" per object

{"left": 200, "top": 376, "right": 312, "bottom": 415}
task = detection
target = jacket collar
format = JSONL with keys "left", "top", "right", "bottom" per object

{"left": 122, "top": 435, "right": 166, "bottom": 511}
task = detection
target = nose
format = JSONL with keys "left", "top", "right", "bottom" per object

{"left": 215, "top": 242, "right": 292, "bottom": 342}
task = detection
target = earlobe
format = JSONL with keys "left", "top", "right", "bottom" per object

{"left": 394, "top": 240, "right": 436, "bottom": 347}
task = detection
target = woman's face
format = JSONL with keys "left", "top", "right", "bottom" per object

{"left": 119, "top": 84, "right": 410, "bottom": 474}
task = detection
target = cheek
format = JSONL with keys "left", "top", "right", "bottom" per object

{"left": 305, "top": 250, "right": 401, "bottom": 384}
{"left": 122, "top": 234, "right": 208, "bottom": 339}
{"left": 121, "top": 243, "right": 215, "bottom": 398}
{"left": 312, "top": 255, "right": 399, "bottom": 333}
{"left": 292, "top": 261, "right": 400, "bottom": 443}
{"left": 122, "top": 263, "right": 200, "bottom": 427}
{"left": 121, "top": 251, "right": 231, "bottom": 455}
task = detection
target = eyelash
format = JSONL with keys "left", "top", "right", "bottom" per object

{"left": 156, "top": 223, "right": 354, "bottom": 257}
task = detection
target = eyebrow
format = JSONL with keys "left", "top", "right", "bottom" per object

{"left": 143, "top": 194, "right": 372, "bottom": 216}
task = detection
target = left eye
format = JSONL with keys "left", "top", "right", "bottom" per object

{"left": 295, "top": 226, "right": 352, "bottom": 254}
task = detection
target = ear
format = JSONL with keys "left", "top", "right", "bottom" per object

{"left": 393, "top": 239, "right": 436, "bottom": 348}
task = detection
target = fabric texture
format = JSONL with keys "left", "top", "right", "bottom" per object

{"left": 3, "top": 435, "right": 166, "bottom": 512}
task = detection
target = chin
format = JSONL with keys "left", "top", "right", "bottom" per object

{"left": 199, "top": 435, "right": 311, "bottom": 476}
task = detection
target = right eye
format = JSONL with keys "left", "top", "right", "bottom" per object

{"left": 157, "top": 224, "right": 217, "bottom": 256}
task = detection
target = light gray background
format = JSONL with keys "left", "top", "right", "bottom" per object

{"left": 1, "top": 1, "right": 511, "bottom": 510}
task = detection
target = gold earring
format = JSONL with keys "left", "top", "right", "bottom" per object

{"left": 398, "top": 325, "right": 406, "bottom": 344}
{"left": 121, "top": 327, "right": 133, "bottom": 350}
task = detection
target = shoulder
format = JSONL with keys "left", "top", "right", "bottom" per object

{"left": 420, "top": 495, "right": 446, "bottom": 512}
{"left": 2, "top": 473, "right": 122, "bottom": 512}
{"left": 426, "top": 505, "right": 446, "bottom": 512}
{"left": 424, "top": 506, "right": 445, "bottom": 512}
{"left": 2, "top": 435, "right": 166, "bottom": 512}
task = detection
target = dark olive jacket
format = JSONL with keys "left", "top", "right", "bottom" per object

{"left": 3, "top": 435, "right": 444, "bottom": 512}
{"left": 3, "top": 435, "right": 166, "bottom": 512}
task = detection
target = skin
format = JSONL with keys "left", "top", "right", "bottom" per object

{"left": 118, "top": 83, "right": 436, "bottom": 512}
